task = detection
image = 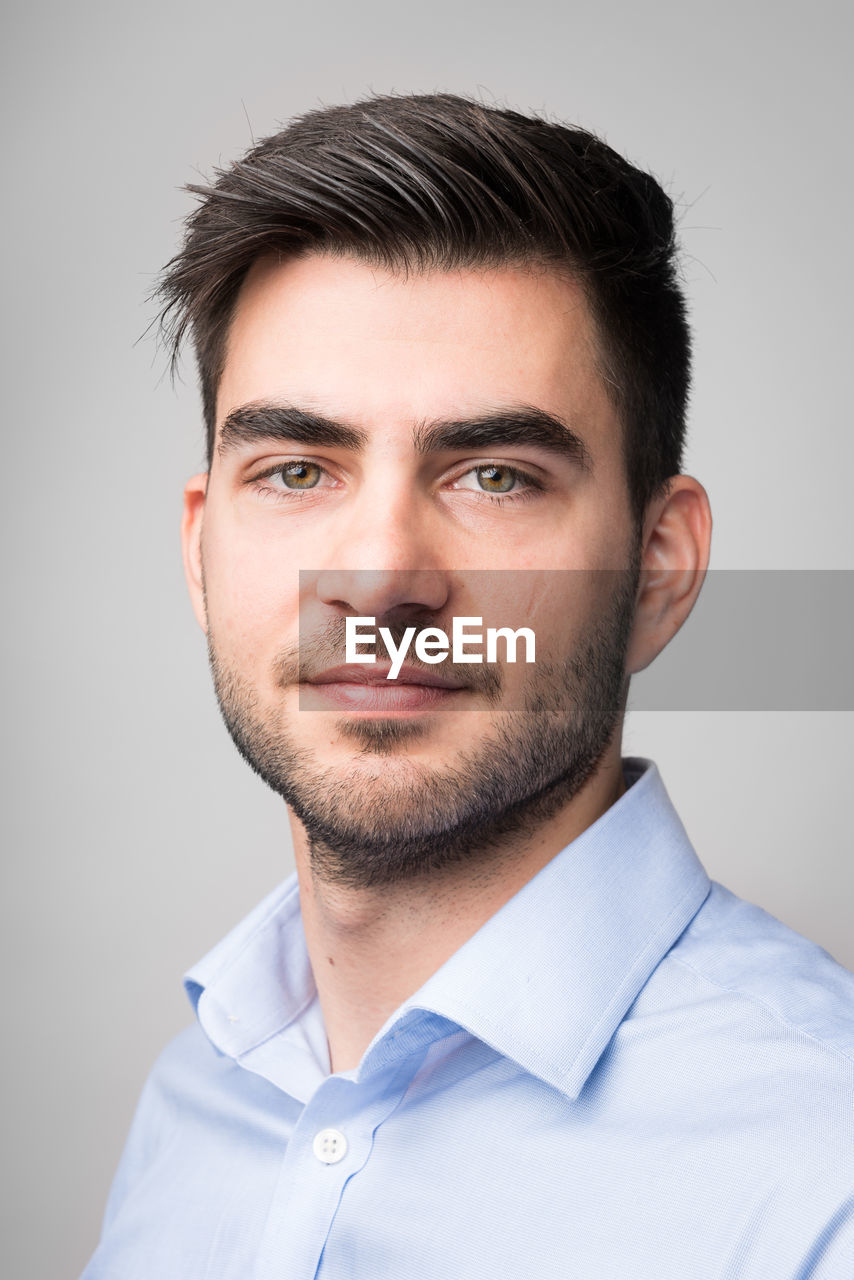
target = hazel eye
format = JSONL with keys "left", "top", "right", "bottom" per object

{"left": 280, "top": 461, "right": 322, "bottom": 489}
{"left": 475, "top": 464, "right": 516, "bottom": 493}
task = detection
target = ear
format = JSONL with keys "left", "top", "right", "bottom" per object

{"left": 181, "top": 472, "right": 209, "bottom": 634}
{"left": 626, "top": 475, "right": 712, "bottom": 675}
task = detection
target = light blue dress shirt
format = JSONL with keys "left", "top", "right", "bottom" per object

{"left": 82, "top": 760, "right": 854, "bottom": 1278}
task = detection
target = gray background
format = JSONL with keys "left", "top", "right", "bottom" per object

{"left": 2, "top": 1, "right": 852, "bottom": 1275}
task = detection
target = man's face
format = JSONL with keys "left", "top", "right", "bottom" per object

{"left": 187, "top": 254, "right": 640, "bottom": 886}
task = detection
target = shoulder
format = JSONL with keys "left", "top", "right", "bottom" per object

{"left": 667, "top": 880, "right": 854, "bottom": 1067}
{"left": 610, "top": 882, "right": 854, "bottom": 1204}
{"left": 97, "top": 1021, "right": 280, "bottom": 1238}
{"left": 105, "top": 1023, "right": 225, "bottom": 1174}
{"left": 633, "top": 890, "right": 854, "bottom": 1266}
{"left": 137, "top": 1020, "right": 281, "bottom": 1129}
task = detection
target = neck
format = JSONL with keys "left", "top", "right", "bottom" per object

{"left": 291, "top": 747, "right": 626, "bottom": 1074}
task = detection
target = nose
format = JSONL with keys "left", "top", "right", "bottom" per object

{"left": 311, "top": 474, "right": 451, "bottom": 619}
{"left": 315, "top": 567, "right": 449, "bottom": 620}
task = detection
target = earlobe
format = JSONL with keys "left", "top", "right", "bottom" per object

{"left": 626, "top": 477, "right": 712, "bottom": 675}
{"left": 181, "top": 472, "right": 209, "bottom": 634}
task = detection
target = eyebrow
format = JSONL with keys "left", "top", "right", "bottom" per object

{"left": 413, "top": 409, "right": 591, "bottom": 469}
{"left": 217, "top": 401, "right": 592, "bottom": 470}
{"left": 218, "top": 404, "right": 369, "bottom": 455}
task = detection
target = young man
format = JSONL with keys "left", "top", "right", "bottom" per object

{"left": 83, "top": 95, "right": 854, "bottom": 1278}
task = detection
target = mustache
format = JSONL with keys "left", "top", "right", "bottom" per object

{"left": 275, "top": 615, "right": 503, "bottom": 699}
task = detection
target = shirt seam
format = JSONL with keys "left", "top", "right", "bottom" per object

{"left": 669, "top": 952, "right": 854, "bottom": 1072}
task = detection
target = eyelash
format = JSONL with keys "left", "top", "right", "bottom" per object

{"left": 248, "top": 461, "right": 546, "bottom": 505}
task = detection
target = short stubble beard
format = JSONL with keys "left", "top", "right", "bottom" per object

{"left": 206, "top": 565, "right": 639, "bottom": 890}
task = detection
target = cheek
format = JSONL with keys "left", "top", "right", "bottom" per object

{"left": 530, "top": 556, "right": 633, "bottom": 637}
{"left": 571, "top": 490, "right": 636, "bottom": 571}
{"left": 201, "top": 508, "right": 301, "bottom": 654}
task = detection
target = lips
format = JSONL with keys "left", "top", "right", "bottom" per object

{"left": 307, "top": 663, "right": 467, "bottom": 689}
{"left": 302, "top": 663, "right": 468, "bottom": 713}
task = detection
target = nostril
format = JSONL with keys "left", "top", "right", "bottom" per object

{"left": 315, "top": 568, "right": 451, "bottom": 618}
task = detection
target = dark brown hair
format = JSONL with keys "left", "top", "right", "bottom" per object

{"left": 157, "top": 93, "right": 690, "bottom": 521}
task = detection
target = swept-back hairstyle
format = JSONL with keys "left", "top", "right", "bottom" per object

{"left": 157, "top": 93, "right": 690, "bottom": 522}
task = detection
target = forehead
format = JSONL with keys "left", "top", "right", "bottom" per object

{"left": 216, "top": 253, "right": 612, "bottom": 442}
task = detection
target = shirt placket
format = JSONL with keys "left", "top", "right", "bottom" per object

{"left": 252, "top": 1055, "right": 419, "bottom": 1280}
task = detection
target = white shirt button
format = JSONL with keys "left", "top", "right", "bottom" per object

{"left": 312, "top": 1128, "right": 348, "bottom": 1164}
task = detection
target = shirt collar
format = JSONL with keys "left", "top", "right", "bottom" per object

{"left": 371, "top": 758, "right": 711, "bottom": 1098}
{"left": 184, "top": 872, "right": 312, "bottom": 1060}
{"left": 184, "top": 759, "right": 711, "bottom": 1101}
